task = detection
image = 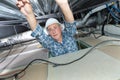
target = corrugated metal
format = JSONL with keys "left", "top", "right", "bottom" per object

{"left": 0, "top": 0, "right": 114, "bottom": 21}
{"left": 0, "top": 0, "right": 117, "bottom": 39}
{"left": 0, "top": 0, "right": 24, "bottom": 20}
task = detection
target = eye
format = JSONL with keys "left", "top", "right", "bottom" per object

{"left": 54, "top": 26, "right": 58, "bottom": 29}
{"left": 47, "top": 28, "right": 52, "bottom": 32}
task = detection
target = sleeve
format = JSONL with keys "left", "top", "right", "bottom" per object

{"left": 31, "top": 23, "right": 43, "bottom": 37}
{"left": 31, "top": 23, "right": 50, "bottom": 48}
{"left": 64, "top": 21, "right": 77, "bottom": 36}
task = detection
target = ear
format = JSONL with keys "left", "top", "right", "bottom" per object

{"left": 61, "top": 24, "right": 65, "bottom": 30}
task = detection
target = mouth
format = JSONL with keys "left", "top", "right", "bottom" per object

{"left": 52, "top": 34, "right": 58, "bottom": 38}
{"left": 53, "top": 34, "right": 57, "bottom": 37}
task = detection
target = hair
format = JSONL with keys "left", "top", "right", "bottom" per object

{"left": 47, "top": 23, "right": 61, "bottom": 30}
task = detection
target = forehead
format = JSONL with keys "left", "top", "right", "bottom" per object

{"left": 47, "top": 23, "right": 60, "bottom": 29}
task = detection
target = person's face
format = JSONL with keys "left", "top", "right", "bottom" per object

{"left": 47, "top": 23, "right": 62, "bottom": 42}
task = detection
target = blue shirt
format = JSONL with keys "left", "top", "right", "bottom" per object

{"left": 31, "top": 21, "right": 78, "bottom": 57}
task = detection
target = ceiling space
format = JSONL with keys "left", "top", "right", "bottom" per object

{"left": 0, "top": 0, "right": 115, "bottom": 39}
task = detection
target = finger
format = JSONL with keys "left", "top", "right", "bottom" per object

{"left": 16, "top": 1, "right": 24, "bottom": 7}
{"left": 17, "top": 4, "right": 22, "bottom": 8}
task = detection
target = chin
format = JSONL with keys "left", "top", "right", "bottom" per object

{"left": 52, "top": 36, "right": 59, "bottom": 40}
{"left": 53, "top": 37, "right": 58, "bottom": 40}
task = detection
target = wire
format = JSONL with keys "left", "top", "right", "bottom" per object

{"left": 89, "top": 28, "right": 104, "bottom": 39}
{"left": 17, "top": 71, "right": 26, "bottom": 79}
{"left": 13, "top": 25, "right": 17, "bottom": 35}
{"left": 111, "top": 5, "right": 120, "bottom": 13}
{"left": 0, "top": 45, "right": 28, "bottom": 75}
{"left": 15, "top": 39, "right": 120, "bottom": 77}
{"left": 92, "top": 33, "right": 103, "bottom": 39}
{"left": 0, "top": 40, "right": 36, "bottom": 64}
{"left": 0, "top": 42, "right": 28, "bottom": 64}
{"left": 0, "top": 44, "right": 13, "bottom": 63}
{"left": 0, "top": 50, "right": 20, "bottom": 74}
{"left": 106, "top": 4, "right": 120, "bottom": 22}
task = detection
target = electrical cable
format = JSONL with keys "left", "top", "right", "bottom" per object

{"left": 106, "top": 4, "right": 120, "bottom": 22}
{"left": 0, "top": 45, "right": 28, "bottom": 75}
{"left": 13, "top": 25, "right": 17, "bottom": 35}
{"left": 0, "top": 50, "right": 20, "bottom": 74}
{"left": 92, "top": 33, "right": 103, "bottom": 39}
{"left": 17, "top": 71, "right": 26, "bottom": 79}
{"left": 117, "top": 0, "right": 120, "bottom": 9}
{"left": 111, "top": 5, "right": 120, "bottom": 13}
{"left": 84, "top": 28, "right": 103, "bottom": 39}
{"left": 0, "top": 38, "right": 29, "bottom": 64}
{"left": 0, "top": 44, "right": 13, "bottom": 63}
{"left": 111, "top": 5, "right": 120, "bottom": 20}
{"left": 15, "top": 39, "right": 120, "bottom": 77}
{"left": 101, "top": 16, "right": 108, "bottom": 36}
{"left": 89, "top": 27, "right": 104, "bottom": 39}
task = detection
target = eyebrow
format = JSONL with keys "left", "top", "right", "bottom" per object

{"left": 47, "top": 24, "right": 60, "bottom": 30}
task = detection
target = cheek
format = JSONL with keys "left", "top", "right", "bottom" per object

{"left": 57, "top": 28, "right": 62, "bottom": 33}
{"left": 49, "top": 33, "right": 53, "bottom": 36}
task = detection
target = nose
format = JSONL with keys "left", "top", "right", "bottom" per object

{"left": 51, "top": 29, "right": 56, "bottom": 34}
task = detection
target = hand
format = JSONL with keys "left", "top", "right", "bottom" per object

{"left": 55, "top": 0, "right": 68, "bottom": 5}
{"left": 55, "top": 0, "right": 74, "bottom": 22}
{"left": 16, "top": 0, "right": 34, "bottom": 17}
{"left": 16, "top": 0, "right": 37, "bottom": 30}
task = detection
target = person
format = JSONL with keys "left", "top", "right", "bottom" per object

{"left": 16, "top": 0, "right": 78, "bottom": 57}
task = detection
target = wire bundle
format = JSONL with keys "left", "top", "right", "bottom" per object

{"left": 106, "top": 2, "right": 120, "bottom": 22}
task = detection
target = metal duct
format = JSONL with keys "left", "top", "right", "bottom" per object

{"left": 71, "top": 0, "right": 85, "bottom": 10}
{"left": 0, "top": 3, "right": 25, "bottom": 20}
{"left": 0, "top": 31, "right": 34, "bottom": 48}
{"left": 41, "top": 0, "right": 49, "bottom": 13}
{"left": 0, "top": 14, "right": 58, "bottom": 26}
{"left": 47, "top": 0, "right": 52, "bottom": 13}
{"left": 0, "top": 0, "right": 25, "bottom": 19}
{"left": 0, "top": 0, "right": 118, "bottom": 39}
{"left": 2, "top": 0, "right": 17, "bottom": 7}
{"left": 70, "top": 0, "right": 79, "bottom": 6}
{"left": 30, "top": 0, "right": 45, "bottom": 16}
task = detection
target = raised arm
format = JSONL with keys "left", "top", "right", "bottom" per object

{"left": 55, "top": 0, "right": 74, "bottom": 23}
{"left": 16, "top": 0, "right": 37, "bottom": 30}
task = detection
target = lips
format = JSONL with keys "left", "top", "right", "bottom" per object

{"left": 53, "top": 34, "right": 57, "bottom": 37}
{"left": 52, "top": 33, "right": 58, "bottom": 38}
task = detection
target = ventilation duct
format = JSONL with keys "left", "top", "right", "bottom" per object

{"left": 0, "top": 31, "right": 34, "bottom": 48}
{"left": 0, "top": 0, "right": 118, "bottom": 39}
{"left": 0, "top": 0, "right": 25, "bottom": 20}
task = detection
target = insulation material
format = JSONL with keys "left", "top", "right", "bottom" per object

{"left": 0, "top": 47, "right": 48, "bottom": 78}
{"left": 48, "top": 49, "right": 120, "bottom": 80}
